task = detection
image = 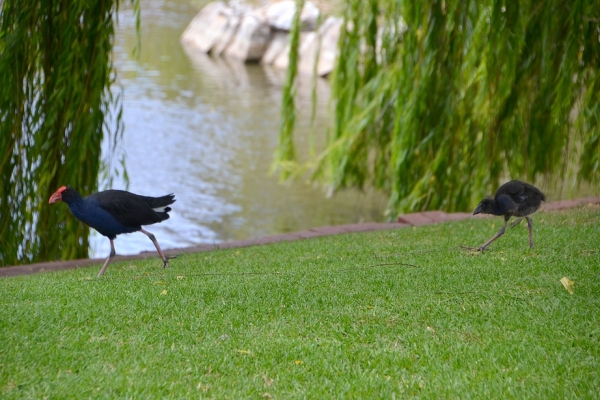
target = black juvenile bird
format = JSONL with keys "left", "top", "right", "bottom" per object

{"left": 472, "top": 180, "right": 545, "bottom": 251}
{"left": 49, "top": 186, "right": 176, "bottom": 277}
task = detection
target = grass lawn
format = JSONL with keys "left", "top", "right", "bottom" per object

{"left": 1, "top": 205, "right": 599, "bottom": 398}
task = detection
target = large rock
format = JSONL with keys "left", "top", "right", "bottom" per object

{"left": 313, "top": 16, "right": 343, "bottom": 77}
{"left": 271, "top": 16, "right": 342, "bottom": 77}
{"left": 265, "top": 0, "right": 320, "bottom": 31}
{"left": 261, "top": 30, "right": 290, "bottom": 65}
{"left": 212, "top": 14, "right": 243, "bottom": 56}
{"left": 181, "top": 1, "right": 344, "bottom": 76}
{"left": 296, "top": 31, "right": 318, "bottom": 75}
{"left": 180, "top": 2, "right": 231, "bottom": 53}
{"left": 271, "top": 31, "right": 313, "bottom": 71}
{"left": 224, "top": 12, "right": 272, "bottom": 62}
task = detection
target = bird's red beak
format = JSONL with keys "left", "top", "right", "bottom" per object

{"left": 49, "top": 186, "right": 67, "bottom": 204}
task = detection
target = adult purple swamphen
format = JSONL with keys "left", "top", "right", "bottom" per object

{"left": 49, "top": 186, "right": 176, "bottom": 276}
{"left": 472, "top": 180, "right": 545, "bottom": 251}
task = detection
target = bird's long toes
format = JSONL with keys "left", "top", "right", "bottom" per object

{"left": 460, "top": 245, "right": 478, "bottom": 251}
{"left": 161, "top": 255, "right": 177, "bottom": 268}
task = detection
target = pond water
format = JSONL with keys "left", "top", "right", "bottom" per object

{"left": 91, "top": 0, "right": 387, "bottom": 257}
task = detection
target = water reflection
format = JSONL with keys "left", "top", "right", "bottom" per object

{"left": 92, "top": 0, "right": 387, "bottom": 257}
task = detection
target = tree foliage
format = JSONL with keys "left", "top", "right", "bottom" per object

{"left": 0, "top": 0, "right": 138, "bottom": 266}
{"left": 276, "top": 0, "right": 600, "bottom": 217}
{"left": 275, "top": 0, "right": 305, "bottom": 176}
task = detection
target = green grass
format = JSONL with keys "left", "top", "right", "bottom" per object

{"left": 1, "top": 205, "right": 599, "bottom": 398}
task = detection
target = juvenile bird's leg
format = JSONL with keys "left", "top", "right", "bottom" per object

{"left": 526, "top": 217, "right": 534, "bottom": 248}
{"left": 98, "top": 239, "right": 116, "bottom": 277}
{"left": 478, "top": 218, "right": 508, "bottom": 251}
{"left": 140, "top": 228, "right": 170, "bottom": 268}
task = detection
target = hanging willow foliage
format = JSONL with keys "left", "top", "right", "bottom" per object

{"left": 275, "top": 0, "right": 305, "bottom": 178}
{"left": 275, "top": 0, "right": 600, "bottom": 217}
{"left": 0, "top": 0, "right": 139, "bottom": 266}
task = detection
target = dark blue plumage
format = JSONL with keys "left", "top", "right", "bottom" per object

{"left": 472, "top": 180, "right": 545, "bottom": 251}
{"left": 49, "top": 186, "right": 175, "bottom": 276}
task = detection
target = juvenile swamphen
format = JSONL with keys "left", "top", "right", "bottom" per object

{"left": 49, "top": 186, "right": 176, "bottom": 276}
{"left": 472, "top": 180, "right": 545, "bottom": 251}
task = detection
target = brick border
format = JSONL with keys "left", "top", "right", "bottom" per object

{"left": 2, "top": 196, "right": 599, "bottom": 278}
